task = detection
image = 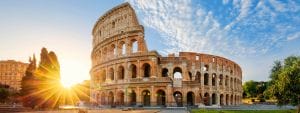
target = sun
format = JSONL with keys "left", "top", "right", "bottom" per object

{"left": 61, "top": 80, "right": 76, "bottom": 88}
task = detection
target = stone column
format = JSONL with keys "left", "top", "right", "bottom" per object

{"left": 136, "top": 87, "right": 141, "bottom": 106}
{"left": 151, "top": 86, "right": 156, "bottom": 106}
{"left": 216, "top": 93, "right": 220, "bottom": 106}
{"left": 209, "top": 93, "right": 212, "bottom": 105}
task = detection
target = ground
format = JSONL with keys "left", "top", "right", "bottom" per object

{"left": 192, "top": 110, "right": 296, "bottom": 113}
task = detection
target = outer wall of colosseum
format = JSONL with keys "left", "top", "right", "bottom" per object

{"left": 90, "top": 3, "right": 242, "bottom": 107}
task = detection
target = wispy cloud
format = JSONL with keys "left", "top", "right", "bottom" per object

{"left": 127, "top": 0, "right": 300, "bottom": 57}
{"left": 287, "top": 32, "right": 300, "bottom": 41}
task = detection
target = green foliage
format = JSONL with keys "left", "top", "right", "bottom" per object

{"left": 243, "top": 80, "right": 268, "bottom": 98}
{"left": 265, "top": 56, "right": 300, "bottom": 106}
{"left": 0, "top": 87, "right": 9, "bottom": 103}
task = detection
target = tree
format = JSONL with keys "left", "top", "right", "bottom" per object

{"left": 0, "top": 84, "right": 10, "bottom": 103}
{"left": 20, "top": 54, "right": 37, "bottom": 108}
{"left": 265, "top": 56, "right": 300, "bottom": 110}
{"left": 20, "top": 47, "right": 61, "bottom": 109}
{"left": 243, "top": 80, "right": 257, "bottom": 98}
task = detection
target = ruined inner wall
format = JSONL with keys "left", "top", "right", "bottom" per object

{"left": 91, "top": 3, "right": 243, "bottom": 107}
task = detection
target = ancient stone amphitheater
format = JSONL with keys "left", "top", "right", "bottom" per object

{"left": 90, "top": 3, "right": 242, "bottom": 107}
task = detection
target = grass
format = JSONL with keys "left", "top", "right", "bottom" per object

{"left": 192, "top": 109, "right": 296, "bottom": 113}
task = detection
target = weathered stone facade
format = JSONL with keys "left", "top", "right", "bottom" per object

{"left": 90, "top": 3, "right": 242, "bottom": 107}
{"left": 0, "top": 60, "right": 28, "bottom": 92}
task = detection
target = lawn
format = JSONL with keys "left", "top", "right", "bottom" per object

{"left": 192, "top": 109, "right": 296, "bottom": 113}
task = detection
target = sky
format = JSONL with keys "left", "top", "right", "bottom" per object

{"left": 0, "top": 0, "right": 299, "bottom": 85}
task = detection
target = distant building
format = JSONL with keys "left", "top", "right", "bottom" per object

{"left": 0, "top": 60, "right": 28, "bottom": 92}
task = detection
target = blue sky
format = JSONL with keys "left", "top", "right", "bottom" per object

{"left": 0, "top": 0, "right": 299, "bottom": 84}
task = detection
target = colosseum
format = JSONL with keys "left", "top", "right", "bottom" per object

{"left": 90, "top": 3, "right": 242, "bottom": 107}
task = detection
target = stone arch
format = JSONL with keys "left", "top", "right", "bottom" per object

{"left": 219, "top": 74, "right": 223, "bottom": 85}
{"left": 187, "top": 91, "right": 195, "bottom": 106}
{"left": 188, "top": 71, "right": 192, "bottom": 80}
{"left": 111, "top": 44, "right": 116, "bottom": 56}
{"left": 212, "top": 73, "right": 216, "bottom": 86}
{"left": 96, "top": 93, "right": 101, "bottom": 104}
{"left": 204, "top": 73, "right": 209, "bottom": 85}
{"left": 234, "top": 95, "right": 237, "bottom": 105}
{"left": 212, "top": 93, "right": 216, "bottom": 105}
{"left": 173, "top": 91, "right": 183, "bottom": 107}
{"left": 195, "top": 71, "right": 201, "bottom": 83}
{"left": 108, "top": 68, "right": 114, "bottom": 81}
{"left": 142, "top": 90, "right": 151, "bottom": 106}
{"left": 118, "top": 41, "right": 126, "bottom": 55}
{"left": 204, "top": 92, "right": 210, "bottom": 106}
{"left": 225, "top": 75, "right": 229, "bottom": 86}
{"left": 108, "top": 91, "right": 114, "bottom": 106}
{"left": 129, "top": 90, "right": 137, "bottom": 106}
{"left": 103, "top": 47, "right": 107, "bottom": 59}
{"left": 117, "top": 90, "right": 125, "bottom": 106}
{"left": 131, "top": 39, "right": 138, "bottom": 53}
{"left": 161, "top": 68, "right": 168, "bottom": 77}
{"left": 231, "top": 95, "right": 233, "bottom": 105}
{"left": 142, "top": 63, "right": 151, "bottom": 78}
{"left": 129, "top": 64, "right": 137, "bottom": 78}
{"left": 226, "top": 94, "right": 229, "bottom": 105}
{"left": 101, "top": 70, "right": 106, "bottom": 83}
{"left": 220, "top": 94, "right": 224, "bottom": 106}
{"left": 156, "top": 90, "right": 166, "bottom": 106}
{"left": 118, "top": 65, "right": 125, "bottom": 80}
{"left": 101, "top": 92, "right": 106, "bottom": 105}
{"left": 173, "top": 67, "right": 182, "bottom": 79}
{"left": 230, "top": 77, "right": 233, "bottom": 88}
{"left": 203, "top": 64, "right": 209, "bottom": 71}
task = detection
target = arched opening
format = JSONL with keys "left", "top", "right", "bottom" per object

{"left": 122, "top": 44, "right": 126, "bottom": 55}
{"left": 225, "top": 75, "right": 229, "bottom": 86}
{"left": 187, "top": 92, "right": 195, "bottom": 106}
{"left": 195, "top": 71, "right": 201, "bottom": 83}
{"left": 219, "top": 74, "right": 223, "bottom": 85}
{"left": 101, "top": 92, "right": 105, "bottom": 105}
{"left": 204, "top": 73, "right": 209, "bottom": 85}
{"left": 212, "top": 93, "right": 216, "bottom": 105}
{"left": 230, "top": 78, "right": 233, "bottom": 88}
{"left": 204, "top": 93, "right": 210, "bottom": 106}
{"left": 142, "top": 90, "right": 151, "bottom": 106}
{"left": 118, "top": 66, "right": 125, "bottom": 80}
{"left": 96, "top": 93, "right": 100, "bottom": 104}
{"left": 109, "top": 68, "right": 114, "bottom": 81}
{"left": 103, "top": 47, "right": 107, "bottom": 60}
{"left": 156, "top": 90, "right": 166, "bottom": 106}
{"left": 129, "top": 64, "right": 137, "bottom": 78}
{"left": 108, "top": 92, "right": 114, "bottom": 106}
{"left": 142, "top": 63, "right": 151, "bottom": 77}
{"left": 117, "top": 91, "right": 125, "bottom": 106}
{"left": 226, "top": 94, "right": 229, "bottom": 105}
{"left": 173, "top": 67, "right": 182, "bottom": 79}
{"left": 234, "top": 95, "right": 237, "bottom": 105}
{"left": 112, "top": 21, "right": 115, "bottom": 28}
{"left": 220, "top": 94, "right": 224, "bottom": 106}
{"left": 212, "top": 73, "right": 216, "bottom": 86}
{"left": 101, "top": 70, "right": 106, "bottom": 83}
{"left": 161, "top": 68, "right": 168, "bottom": 77}
{"left": 111, "top": 44, "right": 116, "bottom": 56}
{"left": 173, "top": 91, "right": 183, "bottom": 107}
{"left": 130, "top": 90, "right": 136, "bottom": 106}
{"left": 231, "top": 95, "right": 233, "bottom": 105}
{"left": 188, "top": 71, "right": 192, "bottom": 80}
{"left": 203, "top": 64, "right": 209, "bottom": 71}
{"left": 132, "top": 39, "right": 138, "bottom": 53}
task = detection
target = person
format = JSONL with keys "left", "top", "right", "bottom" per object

{"left": 13, "top": 102, "right": 16, "bottom": 108}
